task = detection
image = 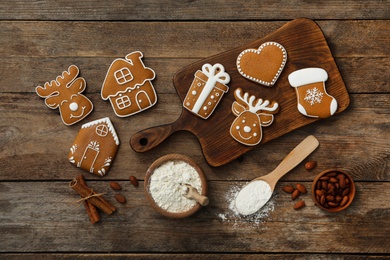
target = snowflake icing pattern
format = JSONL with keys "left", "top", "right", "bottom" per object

{"left": 304, "top": 87, "right": 324, "bottom": 105}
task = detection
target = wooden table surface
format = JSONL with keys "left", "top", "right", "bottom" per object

{"left": 1, "top": 1, "right": 389, "bottom": 258}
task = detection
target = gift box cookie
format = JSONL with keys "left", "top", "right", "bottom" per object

{"left": 68, "top": 117, "right": 119, "bottom": 176}
{"left": 183, "top": 63, "right": 230, "bottom": 119}
{"left": 101, "top": 51, "right": 157, "bottom": 117}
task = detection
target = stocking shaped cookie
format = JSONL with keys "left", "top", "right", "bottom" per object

{"left": 68, "top": 117, "right": 119, "bottom": 177}
{"left": 101, "top": 51, "right": 157, "bottom": 117}
{"left": 288, "top": 68, "right": 338, "bottom": 118}
{"left": 35, "top": 65, "right": 93, "bottom": 125}
{"left": 230, "top": 88, "right": 279, "bottom": 146}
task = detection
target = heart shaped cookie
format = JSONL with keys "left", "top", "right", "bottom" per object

{"left": 237, "top": 42, "right": 287, "bottom": 87}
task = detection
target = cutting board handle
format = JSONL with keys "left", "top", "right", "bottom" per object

{"left": 130, "top": 119, "right": 184, "bottom": 152}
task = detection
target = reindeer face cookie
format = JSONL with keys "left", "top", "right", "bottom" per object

{"left": 35, "top": 65, "right": 93, "bottom": 125}
{"left": 230, "top": 88, "right": 279, "bottom": 146}
{"left": 101, "top": 51, "right": 157, "bottom": 117}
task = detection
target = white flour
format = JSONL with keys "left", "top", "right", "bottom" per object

{"left": 149, "top": 160, "right": 202, "bottom": 213}
{"left": 235, "top": 180, "right": 272, "bottom": 215}
{"left": 217, "top": 182, "right": 275, "bottom": 226}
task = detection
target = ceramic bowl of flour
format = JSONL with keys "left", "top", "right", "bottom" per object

{"left": 144, "top": 154, "right": 208, "bottom": 218}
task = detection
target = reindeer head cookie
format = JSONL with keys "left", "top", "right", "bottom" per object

{"left": 35, "top": 65, "right": 93, "bottom": 126}
{"left": 230, "top": 88, "right": 279, "bottom": 146}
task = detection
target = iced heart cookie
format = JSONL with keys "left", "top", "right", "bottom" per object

{"left": 101, "top": 51, "right": 157, "bottom": 117}
{"left": 68, "top": 117, "right": 120, "bottom": 177}
{"left": 183, "top": 63, "right": 230, "bottom": 119}
{"left": 288, "top": 68, "right": 338, "bottom": 118}
{"left": 230, "top": 88, "right": 279, "bottom": 146}
{"left": 35, "top": 65, "right": 93, "bottom": 126}
{"left": 237, "top": 42, "right": 287, "bottom": 87}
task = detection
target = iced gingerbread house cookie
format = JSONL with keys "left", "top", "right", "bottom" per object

{"left": 288, "top": 68, "right": 338, "bottom": 118}
{"left": 35, "top": 65, "right": 93, "bottom": 126}
{"left": 101, "top": 51, "right": 157, "bottom": 117}
{"left": 230, "top": 88, "right": 279, "bottom": 146}
{"left": 183, "top": 63, "right": 230, "bottom": 119}
{"left": 68, "top": 117, "right": 119, "bottom": 177}
{"left": 237, "top": 42, "right": 287, "bottom": 87}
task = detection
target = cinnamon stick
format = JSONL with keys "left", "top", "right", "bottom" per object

{"left": 70, "top": 175, "right": 116, "bottom": 215}
{"left": 78, "top": 175, "right": 100, "bottom": 224}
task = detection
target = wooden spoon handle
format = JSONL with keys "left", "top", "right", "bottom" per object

{"left": 191, "top": 192, "right": 209, "bottom": 206}
{"left": 130, "top": 120, "right": 184, "bottom": 153}
{"left": 260, "top": 135, "right": 319, "bottom": 183}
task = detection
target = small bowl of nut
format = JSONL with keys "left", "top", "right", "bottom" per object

{"left": 311, "top": 169, "right": 356, "bottom": 212}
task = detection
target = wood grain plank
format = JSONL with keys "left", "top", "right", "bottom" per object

{"left": 0, "top": 181, "right": 389, "bottom": 253}
{"left": 0, "top": 93, "right": 388, "bottom": 181}
{"left": 0, "top": 1, "right": 388, "bottom": 20}
{"left": 0, "top": 57, "right": 388, "bottom": 94}
{"left": 0, "top": 21, "right": 388, "bottom": 58}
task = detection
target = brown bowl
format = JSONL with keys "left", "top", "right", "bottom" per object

{"left": 144, "top": 154, "right": 207, "bottom": 218}
{"left": 311, "top": 168, "right": 355, "bottom": 212}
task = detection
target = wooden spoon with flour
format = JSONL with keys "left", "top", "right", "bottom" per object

{"left": 235, "top": 135, "right": 319, "bottom": 215}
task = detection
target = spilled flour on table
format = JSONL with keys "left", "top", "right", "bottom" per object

{"left": 217, "top": 182, "right": 276, "bottom": 227}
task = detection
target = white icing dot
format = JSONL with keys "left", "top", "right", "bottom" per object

{"left": 69, "top": 102, "right": 78, "bottom": 111}
{"left": 186, "top": 102, "right": 190, "bottom": 106}
{"left": 253, "top": 123, "right": 257, "bottom": 127}
{"left": 211, "top": 95, "right": 215, "bottom": 99}
{"left": 244, "top": 126, "right": 251, "bottom": 133}
{"left": 242, "top": 119, "right": 246, "bottom": 123}
{"left": 139, "top": 100, "right": 142, "bottom": 103}
{"left": 208, "top": 102, "right": 211, "bottom": 105}
{"left": 203, "top": 106, "right": 208, "bottom": 110}
{"left": 197, "top": 83, "right": 202, "bottom": 87}
{"left": 192, "top": 90, "right": 197, "bottom": 95}
{"left": 236, "top": 126, "right": 240, "bottom": 130}
{"left": 254, "top": 133, "right": 258, "bottom": 137}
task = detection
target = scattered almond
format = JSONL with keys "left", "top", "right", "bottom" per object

{"left": 110, "top": 181, "right": 122, "bottom": 190}
{"left": 282, "top": 185, "right": 295, "bottom": 193}
{"left": 305, "top": 161, "right": 317, "bottom": 170}
{"left": 114, "top": 194, "right": 126, "bottom": 204}
{"left": 296, "top": 183, "right": 307, "bottom": 194}
{"left": 293, "top": 200, "right": 306, "bottom": 210}
{"left": 129, "top": 175, "right": 139, "bottom": 187}
{"left": 291, "top": 189, "right": 300, "bottom": 200}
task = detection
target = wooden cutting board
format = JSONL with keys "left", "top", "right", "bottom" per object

{"left": 130, "top": 18, "right": 350, "bottom": 167}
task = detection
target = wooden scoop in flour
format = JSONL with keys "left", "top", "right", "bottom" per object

{"left": 235, "top": 135, "right": 319, "bottom": 215}
{"left": 182, "top": 184, "right": 209, "bottom": 206}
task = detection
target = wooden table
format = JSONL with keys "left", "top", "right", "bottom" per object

{"left": 1, "top": 1, "right": 389, "bottom": 258}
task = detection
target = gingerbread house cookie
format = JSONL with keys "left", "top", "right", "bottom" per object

{"left": 237, "top": 42, "right": 287, "bottom": 87}
{"left": 35, "top": 65, "right": 93, "bottom": 126}
{"left": 183, "top": 63, "right": 230, "bottom": 119}
{"left": 101, "top": 51, "right": 157, "bottom": 117}
{"left": 230, "top": 88, "right": 279, "bottom": 146}
{"left": 68, "top": 117, "right": 119, "bottom": 177}
{"left": 288, "top": 68, "right": 338, "bottom": 118}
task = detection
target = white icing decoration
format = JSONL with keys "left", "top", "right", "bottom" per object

{"left": 244, "top": 126, "right": 251, "bottom": 133}
{"left": 304, "top": 87, "right": 324, "bottom": 105}
{"left": 81, "top": 117, "right": 120, "bottom": 145}
{"left": 330, "top": 97, "right": 338, "bottom": 115}
{"left": 192, "top": 90, "right": 197, "bottom": 95}
{"left": 288, "top": 68, "right": 328, "bottom": 88}
{"left": 191, "top": 63, "right": 230, "bottom": 114}
{"left": 69, "top": 102, "right": 78, "bottom": 111}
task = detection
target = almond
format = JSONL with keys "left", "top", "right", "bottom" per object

{"left": 129, "top": 175, "right": 139, "bottom": 187}
{"left": 304, "top": 161, "right": 317, "bottom": 170}
{"left": 340, "top": 195, "right": 349, "bottom": 207}
{"left": 296, "top": 183, "right": 307, "bottom": 194}
{"left": 110, "top": 181, "right": 122, "bottom": 190}
{"left": 291, "top": 189, "right": 300, "bottom": 200}
{"left": 293, "top": 200, "right": 306, "bottom": 210}
{"left": 114, "top": 194, "right": 126, "bottom": 204}
{"left": 282, "top": 185, "right": 295, "bottom": 193}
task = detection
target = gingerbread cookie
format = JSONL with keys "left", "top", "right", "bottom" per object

{"left": 288, "top": 68, "right": 338, "bottom": 118}
{"left": 230, "top": 88, "right": 279, "bottom": 146}
{"left": 101, "top": 51, "right": 157, "bottom": 117}
{"left": 35, "top": 65, "right": 93, "bottom": 126}
{"left": 237, "top": 42, "right": 287, "bottom": 87}
{"left": 68, "top": 117, "right": 120, "bottom": 177}
{"left": 183, "top": 63, "right": 230, "bottom": 119}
